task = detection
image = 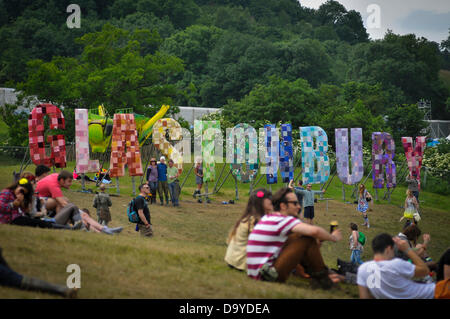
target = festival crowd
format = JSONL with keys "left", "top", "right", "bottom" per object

{"left": 0, "top": 161, "right": 448, "bottom": 299}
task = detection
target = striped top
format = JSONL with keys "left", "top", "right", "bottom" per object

{"left": 246, "top": 213, "right": 301, "bottom": 280}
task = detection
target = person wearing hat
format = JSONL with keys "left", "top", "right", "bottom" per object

{"left": 157, "top": 156, "right": 170, "bottom": 206}
{"left": 146, "top": 158, "right": 158, "bottom": 204}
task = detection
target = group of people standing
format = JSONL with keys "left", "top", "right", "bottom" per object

{"left": 146, "top": 156, "right": 181, "bottom": 207}
{"left": 145, "top": 156, "right": 207, "bottom": 206}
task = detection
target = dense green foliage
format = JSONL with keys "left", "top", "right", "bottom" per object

{"left": 0, "top": 0, "right": 449, "bottom": 147}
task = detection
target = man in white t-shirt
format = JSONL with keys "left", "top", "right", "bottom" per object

{"left": 247, "top": 188, "right": 342, "bottom": 289}
{"left": 357, "top": 233, "right": 435, "bottom": 299}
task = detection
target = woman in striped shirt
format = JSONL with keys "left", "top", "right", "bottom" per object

{"left": 246, "top": 188, "right": 343, "bottom": 289}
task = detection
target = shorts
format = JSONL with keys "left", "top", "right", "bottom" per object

{"left": 304, "top": 206, "right": 315, "bottom": 219}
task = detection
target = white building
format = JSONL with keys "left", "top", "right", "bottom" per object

{"left": 173, "top": 106, "right": 221, "bottom": 125}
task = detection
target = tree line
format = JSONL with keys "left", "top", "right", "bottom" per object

{"left": 0, "top": 0, "right": 449, "bottom": 150}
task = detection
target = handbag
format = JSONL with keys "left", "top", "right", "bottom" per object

{"left": 413, "top": 210, "right": 421, "bottom": 222}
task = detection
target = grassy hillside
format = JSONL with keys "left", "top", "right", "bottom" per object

{"left": 0, "top": 159, "right": 449, "bottom": 298}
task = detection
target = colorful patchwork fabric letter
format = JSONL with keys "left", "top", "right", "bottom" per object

{"left": 335, "top": 128, "right": 364, "bottom": 185}
{"left": 300, "top": 126, "right": 330, "bottom": 184}
{"left": 279, "top": 124, "right": 294, "bottom": 183}
{"left": 372, "top": 132, "right": 396, "bottom": 188}
{"left": 226, "top": 123, "right": 258, "bottom": 183}
{"left": 402, "top": 136, "right": 426, "bottom": 189}
{"left": 75, "top": 109, "right": 99, "bottom": 173}
{"left": 265, "top": 124, "right": 279, "bottom": 184}
{"left": 109, "top": 114, "right": 143, "bottom": 177}
{"left": 28, "top": 104, "right": 66, "bottom": 168}
{"left": 194, "top": 120, "right": 222, "bottom": 182}
{"left": 153, "top": 118, "right": 183, "bottom": 174}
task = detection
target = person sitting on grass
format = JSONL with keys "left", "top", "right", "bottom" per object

{"left": 395, "top": 223, "right": 436, "bottom": 276}
{"left": 37, "top": 170, "right": 122, "bottom": 235}
{"left": 0, "top": 178, "right": 79, "bottom": 230}
{"left": 246, "top": 187, "right": 342, "bottom": 289}
{"left": 288, "top": 179, "right": 305, "bottom": 219}
{"left": 36, "top": 170, "right": 74, "bottom": 215}
{"left": 225, "top": 188, "right": 273, "bottom": 271}
{"left": 0, "top": 247, "right": 77, "bottom": 298}
{"left": 357, "top": 233, "right": 450, "bottom": 299}
{"left": 35, "top": 165, "right": 51, "bottom": 183}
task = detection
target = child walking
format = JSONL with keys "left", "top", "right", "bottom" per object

{"left": 349, "top": 223, "right": 363, "bottom": 265}
{"left": 93, "top": 184, "right": 112, "bottom": 226}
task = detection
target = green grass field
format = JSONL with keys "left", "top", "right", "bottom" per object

{"left": 0, "top": 158, "right": 449, "bottom": 299}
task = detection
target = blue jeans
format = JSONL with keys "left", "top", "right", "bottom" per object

{"left": 351, "top": 249, "right": 363, "bottom": 265}
{"left": 0, "top": 264, "right": 23, "bottom": 288}
{"left": 168, "top": 181, "right": 179, "bottom": 206}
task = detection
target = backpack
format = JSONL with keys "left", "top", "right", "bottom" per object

{"left": 358, "top": 231, "right": 366, "bottom": 246}
{"left": 127, "top": 198, "right": 140, "bottom": 223}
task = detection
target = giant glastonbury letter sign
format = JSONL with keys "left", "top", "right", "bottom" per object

{"left": 372, "top": 132, "right": 396, "bottom": 188}
{"left": 300, "top": 126, "right": 330, "bottom": 184}
{"left": 28, "top": 103, "right": 66, "bottom": 168}
{"left": 109, "top": 114, "right": 143, "bottom": 177}
{"left": 279, "top": 124, "right": 294, "bottom": 183}
{"left": 264, "top": 124, "right": 279, "bottom": 184}
{"left": 152, "top": 118, "right": 184, "bottom": 174}
{"left": 335, "top": 128, "right": 364, "bottom": 185}
{"left": 226, "top": 123, "right": 258, "bottom": 183}
{"left": 75, "top": 109, "right": 99, "bottom": 173}
{"left": 194, "top": 120, "right": 222, "bottom": 182}
{"left": 402, "top": 136, "right": 426, "bottom": 189}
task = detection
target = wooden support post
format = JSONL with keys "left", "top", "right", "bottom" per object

{"left": 132, "top": 176, "right": 136, "bottom": 196}
{"left": 116, "top": 177, "right": 120, "bottom": 195}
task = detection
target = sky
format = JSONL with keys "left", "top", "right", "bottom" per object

{"left": 299, "top": 0, "right": 450, "bottom": 44}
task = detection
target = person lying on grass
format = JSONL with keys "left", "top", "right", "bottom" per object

{"left": 246, "top": 187, "right": 343, "bottom": 289}
{"left": 0, "top": 247, "right": 77, "bottom": 298}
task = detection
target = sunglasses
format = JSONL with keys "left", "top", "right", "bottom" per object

{"left": 286, "top": 200, "right": 300, "bottom": 206}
